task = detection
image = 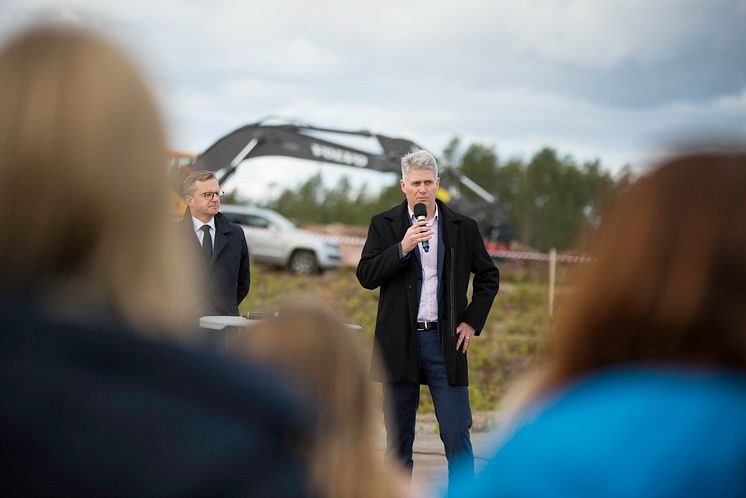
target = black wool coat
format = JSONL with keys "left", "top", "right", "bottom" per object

{"left": 356, "top": 200, "right": 499, "bottom": 386}
{"left": 182, "top": 212, "right": 250, "bottom": 316}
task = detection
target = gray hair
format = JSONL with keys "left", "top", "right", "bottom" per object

{"left": 401, "top": 150, "right": 438, "bottom": 179}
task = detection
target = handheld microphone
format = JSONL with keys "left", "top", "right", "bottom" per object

{"left": 413, "top": 203, "right": 430, "bottom": 252}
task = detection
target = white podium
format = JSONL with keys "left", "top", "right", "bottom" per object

{"left": 200, "top": 315, "right": 361, "bottom": 332}
{"left": 199, "top": 315, "right": 257, "bottom": 330}
{"left": 199, "top": 314, "right": 362, "bottom": 352}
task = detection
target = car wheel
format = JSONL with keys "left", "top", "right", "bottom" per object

{"left": 289, "top": 250, "right": 319, "bottom": 275}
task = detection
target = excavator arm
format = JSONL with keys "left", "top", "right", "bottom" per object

{"left": 180, "top": 119, "right": 506, "bottom": 240}
{"left": 190, "top": 121, "right": 419, "bottom": 183}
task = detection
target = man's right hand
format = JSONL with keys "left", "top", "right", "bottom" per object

{"left": 401, "top": 219, "right": 433, "bottom": 254}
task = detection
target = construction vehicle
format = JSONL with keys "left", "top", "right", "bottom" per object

{"left": 170, "top": 119, "right": 511, "bottom": 247}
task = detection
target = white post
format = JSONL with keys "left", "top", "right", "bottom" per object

{"left": 548, "top": 248, "right": 557, "bottom": 317}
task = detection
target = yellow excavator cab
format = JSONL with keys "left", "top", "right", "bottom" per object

{"left": 436, "top": 187, "right": 452, "bottom": 203}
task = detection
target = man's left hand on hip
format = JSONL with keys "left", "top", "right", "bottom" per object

{"left": 456, "top": 322, "right": 476, "bottom": 353}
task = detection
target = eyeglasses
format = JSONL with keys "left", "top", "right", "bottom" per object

{"left": 198, "top": 191, "right": 225, "bottom": 200}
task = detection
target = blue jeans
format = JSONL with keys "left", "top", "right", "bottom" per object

{"left": 383, "top": 328, "right": 474, "bottom": 488}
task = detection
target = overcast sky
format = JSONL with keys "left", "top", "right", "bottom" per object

{"left": 3, "top": 0, "right": 745, "bottom": 199}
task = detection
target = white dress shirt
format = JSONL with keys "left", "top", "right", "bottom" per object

{"left": 191, "top": 216, "right": 216, "bottom": 249}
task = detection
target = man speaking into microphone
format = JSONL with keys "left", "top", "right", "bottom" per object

{"left": 356, "top": 150, "right": 499, "bottom": 489}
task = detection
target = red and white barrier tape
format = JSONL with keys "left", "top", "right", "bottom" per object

{"left": 487, "top": 250, "right": 590, "bottom": 264}
{"left": 242, "top": 226, "right": 589, "bottom": 264}
{"left": 322, "top": 232, "right": 590, "bottom": 264}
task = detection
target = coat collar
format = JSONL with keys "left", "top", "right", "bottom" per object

{"left": 386, "top": 199, "right": 463, "bottom": 239}
{"left": 383, "top": 199, "right": 464, "bottom": 221}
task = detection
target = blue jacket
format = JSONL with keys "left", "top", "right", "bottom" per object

{"left": 450, "top": 367, "right": 746, "bottom": 498}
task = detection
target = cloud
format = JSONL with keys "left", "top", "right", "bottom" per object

{"left": 3, "top": 0, "right": 744, "bottom": 183}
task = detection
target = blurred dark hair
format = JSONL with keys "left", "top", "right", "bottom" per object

{"left": 543, "top": 150, "right": 746, "bottom": 390}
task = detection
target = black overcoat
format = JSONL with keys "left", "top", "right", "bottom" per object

{"left": 182, "top": 212, "right": 250, "bottom": 316}
{"left": 356, "top": 200, "right": 499, "bottom": 386}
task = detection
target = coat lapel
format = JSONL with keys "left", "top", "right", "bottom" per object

{"left": 390, "top": 201, "right": 409, "bottom": 241}
{"left": 389, "top": 201, "right": 420, "bottom": 328}
{"left": 182, "top": 214, "right": 202, "bottom": 251}
{"left": 441, "top": 202, "right": 458, "bottom": 258}
{"left": 211, "top": 213, "right": 230, "bottom": 267}
{"left": 439, "top": 200, "right": 460, "bottom": 335}
{"left": 437, "top": 210, "right": 446, "bottom": 303}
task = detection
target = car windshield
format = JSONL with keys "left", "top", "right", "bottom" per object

{"left": 263, "top": 211, "right": 297, "bottom": 230}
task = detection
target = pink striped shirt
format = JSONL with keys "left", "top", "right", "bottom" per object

{"left": 409, "top": 205, "right": 439, "bottom": 322}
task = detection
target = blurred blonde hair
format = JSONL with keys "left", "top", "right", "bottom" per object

{"left": 236, "top": 299, "right": 408, "bottom": 498}
{"left": 0, "top": 26, "right": 197, "bottom": 335}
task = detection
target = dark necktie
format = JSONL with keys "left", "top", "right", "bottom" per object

{"left": 201, "top": 225, "right": 213, "bottom": 263}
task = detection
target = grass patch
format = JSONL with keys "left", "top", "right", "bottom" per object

{"left": 240, "top": 262, "right": 553, "bottom": 413}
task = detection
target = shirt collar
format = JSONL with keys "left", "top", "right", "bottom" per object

{"left": 408, "top": 203, "right": 439, "bottom": 225}
{"left": 191, "top": 216, "right": 216, "bottom": 234}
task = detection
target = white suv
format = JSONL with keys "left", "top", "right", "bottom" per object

{"left": 220, "top": 204, "right": 342, "bottom": 274}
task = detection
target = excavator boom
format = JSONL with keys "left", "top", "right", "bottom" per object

{"left": 191, "top": 122, "right": 419, "bottom": 183}
{"left": 179, "top": 119, "right": 507, "bottom": 241}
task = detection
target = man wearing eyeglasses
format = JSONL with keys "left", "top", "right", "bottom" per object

{"left": 182, "top": 171, "right": 250, "bottom": 317}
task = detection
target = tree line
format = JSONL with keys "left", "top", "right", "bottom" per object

{"left": 229, "top": 138, "right": 636, "bottom": 252}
